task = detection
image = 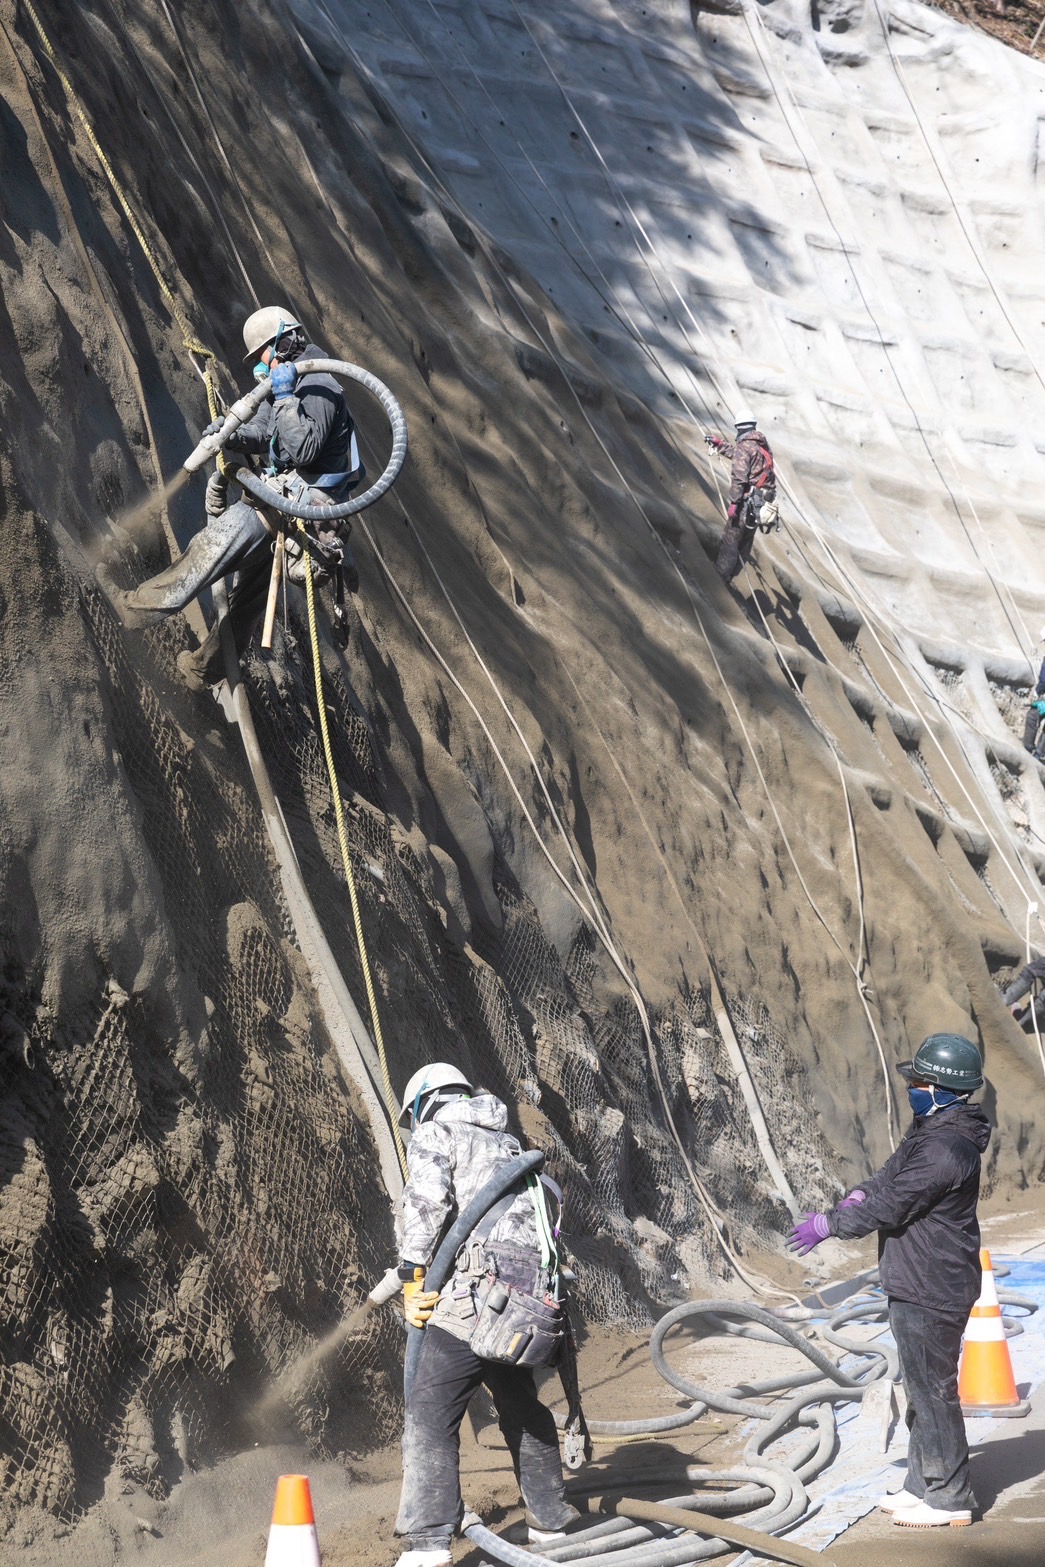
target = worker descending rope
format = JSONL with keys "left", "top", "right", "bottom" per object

{"left": 705, "top": 409, "right": 778, "bottom": 584}
{"left": 97, "top": 306, "right": 365, "bottom": 687}
{"left": 386, "top": 1063, "right": 581, "bottom": 1567}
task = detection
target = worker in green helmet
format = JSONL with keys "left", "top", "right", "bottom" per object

{"left": 789, "top": 1034, "right": 990, "bottom": 1530}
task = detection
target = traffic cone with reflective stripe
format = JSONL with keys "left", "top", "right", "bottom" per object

{"left": 264, "top": 1474, "right": 320, "bottom": 1565}
{"left": 958, "top": 1249, "right": 1028, "bottom": 1417}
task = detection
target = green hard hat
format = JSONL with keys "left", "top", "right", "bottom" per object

{"left": 896, "top": 1033, "right": 983, "bottom": 1092}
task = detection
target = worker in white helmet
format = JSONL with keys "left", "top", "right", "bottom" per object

{"left": 391, "top": 1063, "right": 579, "bottom": 1567}
{"left": 98, "top": 307, "right": 362, "bottom": 687}
{"left": 705, "top": 409, "right": 777, "bottom": 584}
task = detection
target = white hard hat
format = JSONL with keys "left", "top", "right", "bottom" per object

{"left": 242, "top": 305, "right": 303, "bottom": 360}
{"left": 733, "top": 408, "right": 757, "bottom": 428}
{"left": 399, "top": 1062, "right": 473, "bottom": 1125}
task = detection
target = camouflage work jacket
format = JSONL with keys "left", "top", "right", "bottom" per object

{"left": 721, "top": 430, "right": 776, "bottom": 508}
{"left": 398, "top": 1093, "right": 545, "bottom": 1341}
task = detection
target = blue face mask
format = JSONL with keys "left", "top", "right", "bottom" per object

{"left": 252, "top": 360, "right": 270, "bottom": 384}
{"left": 908, "top": 1085, "right": 963, "bottom": 1118}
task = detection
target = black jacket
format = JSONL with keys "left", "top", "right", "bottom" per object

{"left": 232, "top": 342, "right": 359, "bottom": 486}
{"left": 829, "top": 1101, "right": 991, "bottom": 1316}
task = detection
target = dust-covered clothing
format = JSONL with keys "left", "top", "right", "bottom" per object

{"left": 111, "top": 343, "right": 359, "bottom": 683}
{"left": 719, "top": 429, "right": 776, "bottom": 510}
{"left": 714, "top": 429, "right": 775, "bottom": 583}
{"left": 890, "top": 1300, "right": 976, "bottom": 1511}
{"left": 396, "top": 1325, "right": 574, "bottom": 1550}
{"left": 1002, "top": 956, "right": 1045, "bottom": 1009}
{"left": 230, "top": 341, "right": 361, "bottom": 488}
{"left": 395, "top": 1092, "right": 572, "bottom": 1551}
{"left": 398, "top": 1092, "right": 542, "bottom": 1263}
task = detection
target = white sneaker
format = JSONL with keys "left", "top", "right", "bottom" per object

{"left": 397, "top": 1551, "right": 452, "bottom": 1567}
{"left": 877, "top": 1488, "right": 920, "bottom": 1512}
{"left": 894, "top": 1501, "right": 972, "bottom": 1528}
{"left": 528, "top": 1526, "right": 567, "bottom": 1544}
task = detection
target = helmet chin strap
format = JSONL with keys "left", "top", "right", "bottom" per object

{"left": 414, "top": 1088, "right": 471, "bottom": 1126}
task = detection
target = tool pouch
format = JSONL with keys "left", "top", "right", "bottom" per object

{"left": 758, "top": 500, "right": 779, "bottom": 532}
{"left": 469, "top": 1277, "right": 565, "bottom": 1368}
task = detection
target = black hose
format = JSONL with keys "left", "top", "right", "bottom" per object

{"left": 403, "top": 1149, "right": 544, "bottom": 1401}
{"left": 229, "top": 359, "right": 408, "bottom": 522}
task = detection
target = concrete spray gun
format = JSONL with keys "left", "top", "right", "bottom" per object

{"left": 183, "top": 359, "right": 408, "bottom": 646}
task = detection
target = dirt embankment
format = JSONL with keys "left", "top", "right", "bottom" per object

{"left": 0, "top": 0, "right": 1042, "bottom": 1549}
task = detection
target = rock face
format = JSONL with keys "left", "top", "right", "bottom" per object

{"left": 1, "top": 0, "right": 1043, "bottom": 1526}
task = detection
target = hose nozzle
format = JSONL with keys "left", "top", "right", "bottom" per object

{"left": 182, "top": 380, "right": 272, "bottom": 474}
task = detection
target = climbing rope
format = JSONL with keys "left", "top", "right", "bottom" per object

{"left": 301, "top": 547, "right": 408, "bottom": 1175}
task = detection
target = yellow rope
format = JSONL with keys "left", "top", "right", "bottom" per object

{"left": 301, "top": 542, "right": 408, "bottom": 1175}
{"left": 18, "top": 0, "right": 404, "bottom": 1165}
{"left": 20, "top": 0, "right": 215, "bottom": 375}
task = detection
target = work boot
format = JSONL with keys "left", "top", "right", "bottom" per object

{"left": 893, "top": 1501, "right": 972, "bottom": 1528}
{"left": 94, "top": 563, "right": 152, "bottom": 629}
{"left": 175, "top": 649, "right": 213, "bottom": 692}
{"left": 526, "top": 1505, "right": 584, "bottom": 1545}
{"left": 877, "top": 1488, "right": 920, "bottom": 1512}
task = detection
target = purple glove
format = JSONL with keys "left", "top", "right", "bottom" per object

{"left": 727, "top": 503, "right": 738, "bottom": 521}
{"left": 270, "top": 361, "right": 297, "bottom": 401}
{"left": 837, "top": 1189, "right": 866, "bottom": 1210}
{"left": 788, "top": 1212, "right": 831, "bottom": 1256}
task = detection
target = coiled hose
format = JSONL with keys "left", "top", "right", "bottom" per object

{"left": 227, "top": 359, "right": 408, "bottom": 522}
{"left": 467, "top": 1284, "right": 1037, "bottom": 1567}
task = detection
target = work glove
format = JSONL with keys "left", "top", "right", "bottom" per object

{"left": 727, "top": 503, "right": 738, "bottom": 522}
{"left": 401, "top": 1267, "right": 440, "bottom": 1328}
{"left": 205, "top": 470, "right": 228, "bottom": 518}
{"left": 836, "top": 1189, "right": 865, "bottom": 1209}
{"left": 787, "top": 1212, "right": 831, "bottom": 1256}
{"left": 270, "top": 362, "right": 298, "bottom": 401}
{"left": 704, "top": 433, "right": 723, "bottom": 449}
{"left": 201, "top": 417, "right": 224, "bottom": 439}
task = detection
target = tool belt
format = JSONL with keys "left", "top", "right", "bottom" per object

{"left": 469, "top": 1265, "right": 565, "bottom": 1368}
{"left": 458, "top": 1191, "right": 566, "bottom": 1369}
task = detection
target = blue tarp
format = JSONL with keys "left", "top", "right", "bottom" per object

{"left": 735, "top": 1256, "right": 1045, "bottom": 1560}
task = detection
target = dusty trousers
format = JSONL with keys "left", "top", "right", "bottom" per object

{"left": 715, "top": 515, "right": 757, "bottom": 583}
{"left": 120, "top": 500, "right": 274, "bottom": 684}
{"left": 395, "top": 1324, "right": 575, "bottom": 1549}
{"left": 890, "top": 1299, "right": 976, "bottom": 1511}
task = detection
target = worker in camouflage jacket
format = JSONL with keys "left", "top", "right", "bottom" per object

{"left": 392, "top": 1063, "right": 578, "bottom": 1567}
{"left": 705, "top": 410, "right": 777, "bottom": 583}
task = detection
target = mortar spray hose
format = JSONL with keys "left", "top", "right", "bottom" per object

{"left": 182, "top": 359, "right": 408, "bottom": 520}
{"left": 402, "top": 1149, "right": 544, "bottom": 1401}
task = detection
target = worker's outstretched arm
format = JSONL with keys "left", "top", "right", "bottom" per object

{"left": 829, "top": 1137, "right": 957, "bottom": 1239}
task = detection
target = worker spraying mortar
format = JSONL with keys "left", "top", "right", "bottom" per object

{"left": 97, "top": 306, "right": 363, "bottom": 687}
{"left": 789, "top": 1033, "right": 990, "bottom": 1529}
{"left": 385, "top": 1062, "right": 580, "bottom": 1567}
{"left": 705, "top": 409, "right": 777, "bottom": 584}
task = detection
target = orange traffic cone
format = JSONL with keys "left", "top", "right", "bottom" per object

{"left": 264, "top": 1474, "right": 321, "bottom": 1566}
{"left": 958, "top": 1249, "right": 1029, "bottom": 1417}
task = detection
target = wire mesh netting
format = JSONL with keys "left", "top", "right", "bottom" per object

{"left": 1, "top": 583, "right": 811, "bottom": 1522}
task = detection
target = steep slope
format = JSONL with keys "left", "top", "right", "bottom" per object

{"left": 1, "top": 0, "right": 1043, "bottom": 1536}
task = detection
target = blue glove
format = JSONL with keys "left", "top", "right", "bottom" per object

{"left": 270, "top": 362, "right": 297, "bottom": 401}
{"left": 1034, "top": 699, "right": 1045, "bottom": 716}
{"left": 787, "top": 1212, "right": 831, "bottom": 1256}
